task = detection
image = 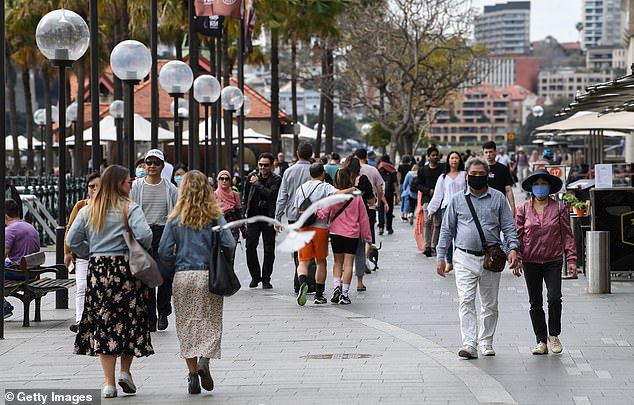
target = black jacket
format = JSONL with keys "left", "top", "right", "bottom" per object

{"left": 242, "top": 171, "right": 282, "bottom": 218}
{"left": 412, "top": 164, "right": 444, "bottom": 204}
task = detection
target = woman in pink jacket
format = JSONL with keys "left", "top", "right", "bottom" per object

{"left": 317, "top": 167, "right": 372, "bottom": 305}
{"left": 514, "top": 169, "right": 577, "bottom": 356}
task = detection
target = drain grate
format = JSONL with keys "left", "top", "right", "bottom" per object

{"left": 301, "top": 353, "right": 379, "bottom": 360}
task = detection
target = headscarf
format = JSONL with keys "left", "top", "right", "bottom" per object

{"left": 377, "top": 161, "right": 396, "bottom": 173}
{"left": 215, "top": 170, "right": 240, "bottom": 212}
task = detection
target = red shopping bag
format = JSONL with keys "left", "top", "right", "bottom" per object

{"left": 414, "top": 191, "right": 426, "bottom": 253}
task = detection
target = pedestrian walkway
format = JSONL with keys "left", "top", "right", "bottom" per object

{"left": 2, "top": 201, "right": 634, "bottom": 404}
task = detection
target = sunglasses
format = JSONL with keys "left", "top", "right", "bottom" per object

{"left": 258, "top": 163, "right": 270, "bottom": 167}
{"left": 145, "top": 159, "right": 163, "bottom": 167}
{"left": 87, "top": 184, "right": 98, "bottom": 189}
{"left": 219, "top": 177, "right": 230, "bottom": 181}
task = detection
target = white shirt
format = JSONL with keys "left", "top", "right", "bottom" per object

{"left": 427, "top": 171, "right": 466, "bottom": 214}
{"left": 496, "top": 154, "right": 510, "bottom": 166}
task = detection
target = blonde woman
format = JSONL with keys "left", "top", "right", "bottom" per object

{"left": 158, "top": 170, "right": 236, "bottom": 394}
{"left": 67, "top": 165, "right": 154, "bottom": 399}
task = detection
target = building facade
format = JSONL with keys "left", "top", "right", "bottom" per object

{"left": 474, "top": 1, "right": 530, "bottom": 55}
{"left": 582, "top": 0, "right": 625, "bottom": 49}
{"left": 430, "top": 83, "right": 534, "bottom": 144}
{"left": 475, "top": 55, "right": 540, "bottom": 93}
{"left": 538, "top": 68, "right": 616, "bottom": 101}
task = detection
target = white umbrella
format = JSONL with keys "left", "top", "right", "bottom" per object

{"left": 5, "top": 135, "right": 43, "bottom": 151}
{"left": 68, "top": 114, "right": 175, "bottom": 143}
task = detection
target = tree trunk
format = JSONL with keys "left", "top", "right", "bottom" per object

{"left": 270, "top": 29, "right": 280, "bottom": 154}
{"left": 7, "top": 59, "right": 20, "bottom": 174}
{"left": 324, "top": 48, "right": 334, "bottom": 155}
{"left": 43, "top": 68, "right": 54, "bottom": 175}
{"left": 175, "top": 33, "right": 184, "bottom": 60}
{"left": 291, "top": 35, "right": 299, "bottom": 153}
{"left": 22, "top": 67, "right": 34, "bottom": 173}
{"left": 223, "top": 22, "right": 232, "bottom": 168}
{"left": 315, "top": 92, "right": 325, "bottom": 157}
{"left": 75, "top": 57, "right": 85, "bottom": 176}
{"left": 112, "top": 11, "right": 123, "bottom": 101}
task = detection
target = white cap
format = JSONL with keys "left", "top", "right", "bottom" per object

{"left": 145, "top": 149, "right": 164, "bottom": 161}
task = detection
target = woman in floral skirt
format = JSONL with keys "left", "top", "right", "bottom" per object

{"left": 159, "top": 170, "right": 236, "bottom": 394}
{"left": 67, "top": 165, "right": 154, "bottom": 399}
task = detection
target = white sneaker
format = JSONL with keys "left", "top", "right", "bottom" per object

{"left": 118, "top": 372, "right": 137, "bottom": 394}
{"left": 532, "top": 342, "right": 548, "bottom": 355}
{"left": 479, "top": 344, "right": 495, "bottom": 356}
{"left": 458, "top": 345, "right": 478, "bottom": 359}
{"left": 102, "top": 385, "right": 117, "bottom": 398}
{"left": 548, "top": 336, "right": 563, "bottom": 354}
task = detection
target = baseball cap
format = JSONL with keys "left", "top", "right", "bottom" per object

{"left": 145, "top": 149, "right": 164, "bottom": 162}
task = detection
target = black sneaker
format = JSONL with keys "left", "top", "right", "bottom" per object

{"left": 69, "top": 323, "right": 79, "bottom": 333}
{"left": 424, "top": 247, "right": 432, "bottom": 257}
{"left": 249, "top": 280, "right": 259, "bottom": 288}
{"left": 158, "top": 315, "right": 168, "bottom": 331}
{"left": 314, "top": 295, "right": 327, "bottom": 305}
{"left": 330, "top": 286, "right": 341, "bottom": 303}
{"left": 387, "top": 229, "right": 394, "bottom": 235}
{"left": 262, "top": 281, "right": 273, "bottom": 289}
{"left": 378, "top": 227, "right": 384, "bottom": 236}
{"left": 338, "top": 294, "right": 351, "bottom": 305}
{"left": 297, "top": 282, "right": 308, "bottom": 306}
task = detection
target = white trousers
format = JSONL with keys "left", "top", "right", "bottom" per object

{"left": 453, "top": 248, "right": 502, "bottom": 348}
{"left": 75, "top": 258, "right": 89, "bottom": 323}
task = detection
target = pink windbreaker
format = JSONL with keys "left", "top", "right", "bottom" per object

{"left": 515, "top": 198, "right": 577, "bottom": 265}
{"left": 316, "top": 196, "right": 372, "bottom": 242}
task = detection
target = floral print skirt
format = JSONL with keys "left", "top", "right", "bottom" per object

{"left": 173, "top": 270, "right": 223, "bottom": 359}
{"left": 74, "top": 256, "right": 154, "bottom": 358}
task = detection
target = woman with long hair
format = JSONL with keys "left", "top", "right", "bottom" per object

{"left": 427, "top": 151, "right": 466, "bottom": 273}
{"left": 215, "top": 169, "right": 246, "bottom": 244}
{"left": 64, "top": 171, "right": 101, "bottom": 332}
{"left": 317, "top": 167, "right": 372, "bottom": 304}
{"left": 67, "top": 165, "right": 153, "bottom": 398}
{"left": 158, "top": 170, "right": 236, "bottom": 394}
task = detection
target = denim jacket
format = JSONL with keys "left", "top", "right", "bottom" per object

{"left": 157, "top": 215, "right": 236, "bottom": 276}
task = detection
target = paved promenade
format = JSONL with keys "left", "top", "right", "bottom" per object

{"left": 2, "top": 200, "right": 634, "bottom": 404}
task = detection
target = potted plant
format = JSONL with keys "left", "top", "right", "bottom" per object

{"left": 563, "top": 194, "right": 578, "bottom": 213}
{"left": 573, "top": 201, "right": 587, "bottom": 217}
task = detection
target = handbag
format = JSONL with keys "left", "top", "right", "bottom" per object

{"left": 464, "top": 194, "right": 507, "bottom": 272}
{"left": 122, "top": 202, "right": 163, "bottom": 288}
{"left": 208, "top": 221, "right": 241, "bottom": 296}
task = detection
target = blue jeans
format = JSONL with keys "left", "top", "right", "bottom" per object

{"left": 441, "top": 208, "right": 453, "bottom": 264}
{"left": 354, "top": 238, "right": 366, "bottom": 278}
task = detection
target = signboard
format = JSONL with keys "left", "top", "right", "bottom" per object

{"left": 544, "top": 165, "right": 569, "bottom": 183}
{"left": 591, "top": 188, "right": 634, "bottom": 272}
{"left": 506, "top": 132, "right": 516, "bottom": 152}
{"left": 594, "top": 164, "right": 613, "bottom": 189}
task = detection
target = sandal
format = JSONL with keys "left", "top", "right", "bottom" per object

{"left": 357, "top": 285, "right": 367, "bottom": 292}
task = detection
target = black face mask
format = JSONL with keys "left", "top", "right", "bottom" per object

{"left": 467, "top": 175, "right": 488, "bottom": 190}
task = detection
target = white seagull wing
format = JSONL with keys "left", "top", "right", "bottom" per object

{"left": 276, "top": 229, "right": 316, "bottom": 252}
{"left": 289, "top": 193, "right": 355, "bottom": 230}
{"left": 212, "top": 215, "right": 282, "bottom": 232}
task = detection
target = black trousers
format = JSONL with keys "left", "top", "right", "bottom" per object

{"left": 148, "top": 226, "right": 173, "bottom": 325}
{"left": 523, "top": 260, "right": 563, "bottom": 343}
{"left": 246, "top": 221, "right": 276, "bottom": 283}
{"left": 379, "top": 194, "right": 395, "bottom": 231}
{"left": 368, "top": 208, "right": 376, "bottom": 244}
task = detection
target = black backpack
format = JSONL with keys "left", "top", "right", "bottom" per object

{"left": 298, "top": 183, "right": 319, "bottom": 227}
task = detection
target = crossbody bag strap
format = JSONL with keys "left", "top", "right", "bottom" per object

{"left": 464, "top": 194, "right": 487, "bottom": 251}
{"left": 332, "top": 198, "right": 353, "bottom": 222}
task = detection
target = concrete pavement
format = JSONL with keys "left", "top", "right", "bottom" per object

{"left": 1, "top": 202, "right": 634, "bottom": 404}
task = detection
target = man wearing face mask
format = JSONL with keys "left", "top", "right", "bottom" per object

{"left": 130, "top": 149, "right": 178, "bottom": 332}
{"left": 436, "top": 158, "right": 519, "bottom": 359}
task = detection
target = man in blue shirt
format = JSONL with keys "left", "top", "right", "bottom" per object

{"left": 436, "top": 158, "right": 519, "bottom": 359}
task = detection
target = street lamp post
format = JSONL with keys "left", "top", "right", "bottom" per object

{"left": 193, "top": 75, "right": 221, "bottom": 177}
{"left": 66, "top": 101, "right": 80, "bottom": 175}
{"left": 221, "top": 86, "right": 244, "bottom": 171}
{"left": 110, "top": 40, "right": 152, "bottom": 173}
{"left": 159, "top": 60, "right": 193, "bottom": 165}
{"left": 33, "top": 109, "right": 46, "bottom": 175}
{"left": 36, "top": 8, "right": 90, "bottom": 309}
{"left": 170, "top": 100, "right": 189, "bottom": 162}
{"left": 109, "top": 100, "right": 124, "bottom": 165}
{"left": 236, "top": 95, "right": 251, "bottom": 179}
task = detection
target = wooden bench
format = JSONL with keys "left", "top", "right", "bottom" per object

{"left": 4, "top": 252, "right": 75, "bottom": 327}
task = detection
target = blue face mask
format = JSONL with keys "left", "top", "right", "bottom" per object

{"left": 532, "top": 184, "right": 550, "bottom": 198}
{"left": 174, "top": 175, "right": 183, "bottom": 185}
{"left": 135, "top": 168, "right": 146, "bottom": 178}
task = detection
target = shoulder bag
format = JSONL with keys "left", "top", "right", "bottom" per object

{"left": 464, "top": 194, "right": 507, "bottom": 272}
{"left": 208, "top": 221, "right": 241, "bottom": 296}
{"left": 122, "top": 202, "right": 163, "bottom": 288}
{"left": 331, "top": 198, "right": 353, "bottom": 223}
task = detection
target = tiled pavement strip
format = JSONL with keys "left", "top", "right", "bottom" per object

{"left": 1, "top": 191, "right": 634, "bottom": 404}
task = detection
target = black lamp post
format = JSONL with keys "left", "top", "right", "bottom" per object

{"left": 221, "top": 86, "right": 244, "bottom": 171}
{"left": 110, "top": 40, "right": 152, "bottom": 173}
{"left": 159, "top": 60, "right": 193, "bottom": 165}
{"left": 193, "top": 75, "right": 221, "bottom": 177}
{"left": 36, "top": 9, "right": 90, "bottom": 309}
{"left": 109, "top": 100, "right": 124, "bottom": 165}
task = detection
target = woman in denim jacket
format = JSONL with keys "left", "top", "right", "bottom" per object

{"left": 514, "top": 169, "right": 577, "bottom": 356}
{"left": 158, "top": 170, "right": 235, "bottom": 395}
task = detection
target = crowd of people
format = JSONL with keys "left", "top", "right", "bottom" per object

{"left": 3, "top": 139, "right": 579, "bottom": 398}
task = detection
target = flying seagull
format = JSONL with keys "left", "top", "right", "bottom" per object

{"left": 212, "top": 192, "right": 357, "bottom": 252}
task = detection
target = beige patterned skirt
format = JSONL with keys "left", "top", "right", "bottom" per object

{"left": 173, "top": 270, "right": 224, "bottom": 359}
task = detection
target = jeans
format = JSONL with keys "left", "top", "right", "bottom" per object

{"left": 354, "top": 237, "right": 366, "bottom": 277}
{"left": 246, "top": 221, "right": 276, "bottom": 283}
{"left": 74, "top": 258, "right": 89, "bottom": 323}
{"left": 423, "top": 203, "right": 442, "bottom": 250}
{"left": 523, "top": 260, "right": 563, "bottom": 343}
{"left": 148, "top": 226, "right": 173, "bottom": 325}
{"left": 454, "top": 248, "right": 502, "bottom": 349}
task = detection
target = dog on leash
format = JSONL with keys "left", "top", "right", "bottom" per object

{"left": 366, "top": 242, "right": 382, "bottom": 271}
